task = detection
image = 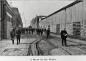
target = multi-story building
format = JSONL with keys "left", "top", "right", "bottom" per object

{"left": 0, "top": 0, "right": 23, "bottom": 40}
{"left": 11, "top": 7, "right": 23, "bottom": 28}
{"left": 39, "top": 0, "right": 86, "bottom": 38}
{"left": 30, "top": 16, "right": 46, "bottom": 28}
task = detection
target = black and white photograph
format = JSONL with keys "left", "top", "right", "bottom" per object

{"left": 1, "top": 0, "right": 86, "bottom": 58}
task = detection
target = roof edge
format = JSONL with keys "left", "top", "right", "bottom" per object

{"left": 41, "top": 0, "right": 82, "bottom": 20}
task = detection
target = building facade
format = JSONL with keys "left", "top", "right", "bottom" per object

{"left": 11, "top": 7, "right": 23, "bottom": 28}
{"left": 0, "top": 0, "right": 23, "bottom": 40}
{"left": 0, "top": 0, "right": 1, "bottom": 40}
{"left": 30, "top": 16, "right": 46, "bottom": 28}
{"left": 39, "top": 0, "right": 86, "bottom": 38}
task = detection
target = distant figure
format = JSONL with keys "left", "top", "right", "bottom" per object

{"left": 16, "top": 28, "right": 21, "bottom": 45}
{"left": 10, "top": 29, "right": 15, "bottom": 44}
{"left": 26, "top": 28, "right": 28, "bottom": 34}
{"left": 31, "top": 28, "right": 34, "bottom": 35}
{"left": 40, "top": 28, "right": 43, "bottom": 36}
{"left": 46, "top": 26, "right": 50, "bottom": 38}
{"left": 33, "top": 28, "right": 35, "bottom": 34}
{"left": 37, "top": 28, "right": 39, "bottom": 35}
{"left": 61, "top": 28, "right": 68, "bottom": 46}
{"left": 39, "top": 29, "right": 41, "bottom": 36}
{"left": 29, "top": 28, "right": 30, "bottom": 34}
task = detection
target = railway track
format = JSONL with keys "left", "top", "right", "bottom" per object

{"left": 60, "top": 47, "right": 72, "bottom": 55}
{"left": 59, "top": 40, "right": 86, "bottom": 55}
{"left": 46, "top": 37, "right": 86, "bottom": 55}
{"left": 56, "top": 36, "right": 86, "bottom": 54}
{"left": 45, "top": 39, "right": 72, "bottom": 55}
{"left": 27, "top": 38, "right": 43, "bottom": 56}
{"left": 27, "top": 35, "right": 86, "bottom": 55}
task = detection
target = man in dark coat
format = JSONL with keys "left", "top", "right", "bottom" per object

{"left": 37, "top": 28, "right": 39, "bottom": 35}
{"left": 31, "top": 28, "right": 34, "bottom": 35}
{"left": 16, "top": 28, "right": 21, "bottom": 45}
{"left": 61, "top": 28, "right": 68, "bottom": 46}
{"left": 46, "top": 26, "right": 50, "bottom": 38}
{"left": 10, "top": 29, "right": 15, "bottom": 44}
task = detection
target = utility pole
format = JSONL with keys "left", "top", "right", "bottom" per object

{"left": 23, "top": 12, "right": 26, "bottom": 27}
{"left": 65, "top": 8, "right": 67, "bottom": 29}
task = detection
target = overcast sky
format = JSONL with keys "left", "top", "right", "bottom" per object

{"left": 7, "top": 0, "right": 75, "bottom": 27}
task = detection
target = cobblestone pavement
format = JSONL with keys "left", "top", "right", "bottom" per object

{"left": 0, "top": 37, "right": 36, "bottom": 56}
{"left": 2, "top": 33, "right": 86, "bottom": 56}
{"left": 38, "top": 34, "right": 86, "bottom": 55}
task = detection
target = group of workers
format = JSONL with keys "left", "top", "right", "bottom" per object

{"left": 10, "top": 28, "right": 21, "bottom": 45}
{"left": 10, "top": 26, "right": 68, "bottom": 47}
{"left": 10, "top": 26, "right": 51, "bottom": 45}
{"left": 26, "top": 27, "right": 50, "bottom": 38}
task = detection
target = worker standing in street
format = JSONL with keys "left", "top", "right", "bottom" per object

{"left": 40, "top": 28, "right": 43, "bottom": 36}
{"left": 61, "top": 28, "right": 68, "bottom": 46}
{"left": 10, "top": 29, "right": 15, "bottom": 44}
{"left": 46, "top": 25, "right": 50, "bottom": 38}
{"left": 16, "top": 28, "right": 21, "bottom": 45}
